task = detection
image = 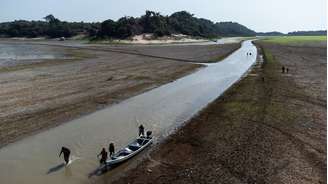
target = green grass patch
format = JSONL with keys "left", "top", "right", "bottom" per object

{"left": 262, "top": 36, "right": 327, "bottom": 45}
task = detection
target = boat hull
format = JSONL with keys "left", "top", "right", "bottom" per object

{"left": 105, "top": 137, "right": 153, "bottom": 166}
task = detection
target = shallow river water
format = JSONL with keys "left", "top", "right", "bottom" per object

{"left": 0, "top": 40, "right": 257, "bottom": 184}
{"left": 0, "top": 42, "right": 67, "bottom": 66}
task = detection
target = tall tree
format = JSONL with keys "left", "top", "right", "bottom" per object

{"left": 43, "top": 14, "right": 60, "bottom": 24}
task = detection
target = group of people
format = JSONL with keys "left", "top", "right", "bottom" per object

{"left": 59, "top": 124, "right": 146, "bottom": 166}
{"left": 97, "top": 142, "right": 115, "bottom": 165}
{"left": 97, "top": 124, "right": 146, "bottom": 165}
{"left": 281, "top": 66, "right": 289, "bottom": 73}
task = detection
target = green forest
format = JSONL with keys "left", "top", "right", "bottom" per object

{"left": 0, "top": 11, "right": 256, "bottom": 39}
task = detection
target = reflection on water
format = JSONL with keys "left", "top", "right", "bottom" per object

{"left": 0, "top": 40, "right": 257, "bottom": 184}
{"left": 47, "top": 163, "right": 66, "bottom": 174}
{"left": 0, "top": 43, "right": 67, "bottom": 66}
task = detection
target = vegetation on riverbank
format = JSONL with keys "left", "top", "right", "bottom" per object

{"left": 0, "top": 11, "right": 256, "bottom": 39}
{"left": 262, "top": 35, "right": 327, "bottom": 44}
{"left": 257, "top": 30, "right": 326, "bottom": 36}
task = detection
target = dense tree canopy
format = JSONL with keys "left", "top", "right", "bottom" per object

{"left": 1, "top": 12, "right": 325, "bottom": 39}
{"left": 0, "top": 14, "right": 99, "bottom": 38}
{"left": 0, "top": 11, "right": 257, "bottom": 39}
{"left": 95, "top": 11, "right": 256, "bottom": 39}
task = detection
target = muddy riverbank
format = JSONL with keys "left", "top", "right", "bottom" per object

{"left": 0, "top": 41, "right": 239, "bottom": 147}
{"left": 0, "top": 40, "right": 255, "bottom": 184}
{"left": 113, "top": 41, "right": 326, "bottom": 184}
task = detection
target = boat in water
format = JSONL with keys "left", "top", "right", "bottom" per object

{"left": 90, "top": 134, "right": 153, "bottom": 176}
{"left": 106, "top": 135, "right": 153, "bottom": 166}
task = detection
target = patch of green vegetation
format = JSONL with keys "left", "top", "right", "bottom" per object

{"left": 68, "top": 49, "right": 95, "bottom": 59}
{"left": 262, "top": 36, "right": 327, "bottom": 44}
{"left": 259, "top": 45, "right": 309, "bottom": 131}
{"left": 0, "top": 11, "right": 256, "bottom": 40}
{"left": 261, "top": 46, "right": 274, "bottom": 62}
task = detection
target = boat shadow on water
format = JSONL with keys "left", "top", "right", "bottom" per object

{"left": 88, "top": 164, "right": 119, "bottom": 178}
{"left": 46, "top": 163, "right": 66, "bottom": 174}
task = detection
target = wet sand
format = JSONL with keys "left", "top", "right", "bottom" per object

{"left": 114, "top": 41, "right": 326, "bottom": 183}
{"left": 0, "top": 41, "right": 240, "bottom": 147}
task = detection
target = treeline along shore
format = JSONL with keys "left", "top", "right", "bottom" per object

{"left": 1, "top": 10, "right": 325, "bottom": 42}
{"left": 0, "top": 11, "right": 257, "bottom": 39}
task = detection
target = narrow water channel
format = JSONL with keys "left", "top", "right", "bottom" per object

{"left": 0, "top": 40, "right": 257, "bottom": 184}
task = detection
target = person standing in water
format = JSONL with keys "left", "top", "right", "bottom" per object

{"left": 97, "top": 148, "right": 108, "bottom": 165}
{"left": 109, "top": 143, "right": 115, "bottom": 157}
{"left": 59, "top": 147, "right": 71, "bottom": 165}
{"left": 138, "top": 124, "right": 145, "bottom": 136}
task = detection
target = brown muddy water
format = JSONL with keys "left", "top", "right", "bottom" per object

{"left": 0, "top": 40, "right": 257, "bottom": 184}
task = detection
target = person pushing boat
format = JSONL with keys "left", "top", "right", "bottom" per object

{"left": 138, "top": 124, "right": 145, "bottom": 136}
{"left": 109, "top": 143, "right": 115, "bottom": 157}
{"left": 97, "top": 148, "right": 108, "bottom": 165}
{"left": 106, "top": 135, "right": 153, "bottom": 166}
{"left": 59, "top": 147, "right": 71, "bottom": 165}
{"left": 146, "top": 130, "right": 152, "bottom": 138}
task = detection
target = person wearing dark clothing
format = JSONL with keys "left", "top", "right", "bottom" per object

{"left": 109, "top": 143, "right": 115, "bottom": 157}
{"left": 97, "top": 148, "right": 108, "bottom": 165}
{"left": 286, "top": 68, "right": 289, "bottom": 73}
{"left": 146, "top": 131, "right": 152, "bottom": 138}
{"left": 138, "top": 124, "right": 145, "bottom": 136}
{"left": 59, "top": 147, "right": 71, "bottom": 165}
{"left": 282, "top": 66, "right": 285, "bottom": 73}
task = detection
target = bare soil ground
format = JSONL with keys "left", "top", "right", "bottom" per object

{"left": 88, "top": 43, "right": 241, "bottom": 63}
{"left": 113, "top": 42, "right": 326, "bottom": 184}
{"left": 0, "top": 42, "right": 239, "bottom": 147}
